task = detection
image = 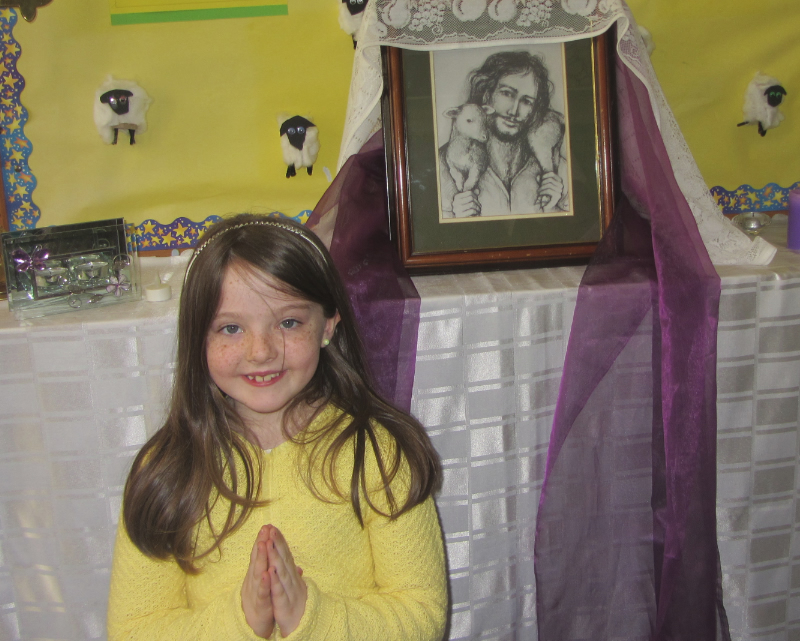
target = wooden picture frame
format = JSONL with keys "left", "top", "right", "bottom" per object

{"left": 382, "top": 32, "right": 615, "bottom": 273}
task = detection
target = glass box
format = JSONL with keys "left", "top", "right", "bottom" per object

{"left": 2, "top": 218, "right": 141, "bottom": 319}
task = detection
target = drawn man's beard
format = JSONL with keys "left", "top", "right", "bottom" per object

{"left": 489, "top": 115, "right": 528, "bottom": 143}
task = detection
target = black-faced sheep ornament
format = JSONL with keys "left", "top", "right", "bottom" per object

{"left": 94, "top": 77, "right": 152, "bottom": 145}
{"left": 339, "top": 0, "right": 369, "bottom": 47}
{"left": 278, "top": 115, "right": 319, "bottom": 178}
{"left": 737, "top": 72, "right": 787, "bottom": 137}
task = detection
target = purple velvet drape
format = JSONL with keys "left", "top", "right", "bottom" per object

{"left": 533, "top": 55, "right": 728, "bottom": 640}
{"left": 306, "top": 133, "right": 420, "bottom": 412}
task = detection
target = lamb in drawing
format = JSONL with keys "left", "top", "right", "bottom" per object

{"left": 527, "top": 109, "right": 566, "bottom": 207}
{"left": 443, "top": 103, "right": 493, "bottom": 193}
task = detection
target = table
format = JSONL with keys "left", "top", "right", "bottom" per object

{"left": 1, "top": 222, "right": 798, "bottom": 640}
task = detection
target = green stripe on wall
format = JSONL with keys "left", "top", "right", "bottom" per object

{"left": 111, "top": 4, "right": 288, "bottom": 25}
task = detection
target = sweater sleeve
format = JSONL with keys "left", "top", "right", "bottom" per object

{"left": 106, "top": 519, "right": 263, "bottom": 641}
{"left": 284, "top": 496, "right": 447, "bottom": 641}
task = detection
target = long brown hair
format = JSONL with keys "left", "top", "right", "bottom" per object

{"left": 123, "top": 214, "right": 441, "bottom": 572}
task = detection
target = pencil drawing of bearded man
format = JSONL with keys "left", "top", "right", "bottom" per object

{"left": 438, "top": 50, "right": 570, "bottom": 219}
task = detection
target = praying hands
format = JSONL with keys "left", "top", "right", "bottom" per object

{"left": 241, "top": 525, "right": 307, "bottom": 638}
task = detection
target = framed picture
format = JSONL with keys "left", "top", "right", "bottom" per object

{"left": 382, "top": 32, "right": 615, "bottom": 273}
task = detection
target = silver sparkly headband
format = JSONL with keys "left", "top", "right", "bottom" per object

{"left": 184, "top": 219, "right": 327, "bottom": 279}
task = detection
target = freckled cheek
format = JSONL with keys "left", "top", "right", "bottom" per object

{"left": 206, "top": 340, "right": 242, "bottom": 373}
{"left": 283, "top": 328, "right": 324, "bottom": 365}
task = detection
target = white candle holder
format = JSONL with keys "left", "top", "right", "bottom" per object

{"left": 74, "top": 260, "right": 110, "bottom": 283}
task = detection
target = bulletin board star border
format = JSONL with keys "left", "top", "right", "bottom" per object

{"left": 711, "top": 182, "right": 800, "bottom": 214}
{"left": 0, "top": 8, "right": 39, "bottom": 231}
{"left": 134, "top": 210, "right": 311, "bottom": 253}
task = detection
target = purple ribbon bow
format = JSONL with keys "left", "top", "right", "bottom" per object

{"left": 12, "top": 245, "right": 50, "bottom": 273}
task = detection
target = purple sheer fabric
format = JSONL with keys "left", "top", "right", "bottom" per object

{"left": 310, "top": 38, "right": 728, "bottom": 641}
{"left": 534, "top": 54, "right": 728, "bottom": 641}
{"left": 306, "top": 133, "right": 420, "bottom": 412}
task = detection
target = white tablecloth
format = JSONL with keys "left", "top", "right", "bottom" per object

{"left": 1, "top": 222, "right": 798, "bottom": 640}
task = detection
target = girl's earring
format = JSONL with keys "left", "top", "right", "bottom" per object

{"left": 322, "top": 338, "right": 331, "bottom": 347}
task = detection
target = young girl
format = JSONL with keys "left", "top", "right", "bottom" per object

{"left": 107, "top": 214, "right": 447, "bottom": 640}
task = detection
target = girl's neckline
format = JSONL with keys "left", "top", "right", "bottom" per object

{"left": 246, "top": 401, "right": 331, "bottom": 451}
{"left": 257, "top": 436, "right": 293, "bottom": 455}
{"left": 249, "top": 404, "right": 343, "bottom": 454}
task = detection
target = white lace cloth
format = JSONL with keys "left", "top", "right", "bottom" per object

{"left": 338, "top": 0, "right": 776, "bottom": 266}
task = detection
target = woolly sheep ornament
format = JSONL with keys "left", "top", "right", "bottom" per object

{"left": 737, "top": 72, "right": 787, "bottom": 137}
{"left": 339, "top": 0, "right": 368, "bottom": 47}
{"left": 94, "top": 77, "right": 152, "bottom": 145}
{"left": 278, "top": 115, "right": 319, "bottom": 178}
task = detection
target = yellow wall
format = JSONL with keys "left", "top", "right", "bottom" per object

{"left": 626, "top": 0, "right": 799, "bottom": 192}
{"left": 13, "top": 0, "right": 356, "bottom": 228}
{"left": 12, "top": 1, "right": 799, "bottom": 229}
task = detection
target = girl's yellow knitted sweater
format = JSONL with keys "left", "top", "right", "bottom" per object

{"left": 107, "top": 407, "right": 447, "bottom": 640}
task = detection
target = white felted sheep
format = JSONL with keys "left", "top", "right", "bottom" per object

{"left": 636, "top": 25, "right": 655, "bottom": 56}
{"left": 339, "top": 0, "right": 368, "bottom": 47}
{"left": 94, "top": 77, "right": 152, "bottom": 145}
{"left": 737, "top": 72, "right": 787, "bottom": 137}
{"left": 278, "top": 114, "right": 320, "bottom": 178}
